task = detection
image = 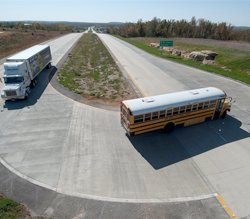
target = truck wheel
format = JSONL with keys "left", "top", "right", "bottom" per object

{"left": 24, "top": 91, "right": 28, "bottom": 100}
{"left": 164, "top": 122, "right": 175, "bottom": 133}
{"left": 32, "top": 79, "right": 36, "bottom": 87}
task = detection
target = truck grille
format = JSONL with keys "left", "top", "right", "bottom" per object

{"left": 5, "top": 90, "right": 17, "bottom": 96}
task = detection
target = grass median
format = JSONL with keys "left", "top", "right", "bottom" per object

{"left": 0, "top": 194, "right": 30, "bottom": 218}
{"left": 58, "top": 33, "right": 136, "bottom": 106}
{"left": 113, "top": 36, "right": 250, "bottom": 85}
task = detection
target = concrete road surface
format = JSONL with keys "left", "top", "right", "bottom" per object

{"left": 98, "top": 34, "right": 250, "bottom": 218}
{"left": 0, "top": 32, "right": 250, "bottom": 218}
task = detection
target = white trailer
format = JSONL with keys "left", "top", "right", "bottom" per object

{"left": 1, "top": 45, "right": 52, "bottom": 101}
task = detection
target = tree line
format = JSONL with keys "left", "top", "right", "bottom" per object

{"left": 107, "top": 17, "right": 250, "bottom": 42}
{"left": 0, "top": 21, "right": 125, "bottom": 32}
{"left": 0, "top": 22, "right": 74, "bottom": 32}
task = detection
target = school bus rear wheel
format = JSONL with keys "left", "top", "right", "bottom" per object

{"left": 164, "top": 122, "right": 175, "bottom": 133}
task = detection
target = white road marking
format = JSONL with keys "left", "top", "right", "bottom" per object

{"left": 162, "top": 85, "right": 170, "bottom": 92}
{"left": 207, "top": 123, "right": 227, "bottom": 142}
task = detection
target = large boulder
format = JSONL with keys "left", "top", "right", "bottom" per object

{"left": 150, "top": 43, "right": 160, "bottom": 48}
{"left": 181, "top": 51, "right": 190, "bottom": 59}
{"left": 201, "top": 50, "right": 218, "bottom": 60}
{"left": 189, "top": 51, "right": 208, "bottom": 61}
{"left": 172, "top": 49, "right": 181, "bottom": 56}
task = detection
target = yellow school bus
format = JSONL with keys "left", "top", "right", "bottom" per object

{"left": 121, "top": 87, "right": 232, "bottom": 136}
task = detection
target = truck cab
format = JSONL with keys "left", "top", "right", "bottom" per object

{"left": 1, "top": 62, "right": 31, "bottom": 100}
{"left": 1, "top": 45, "right": 52, "bottom": 101}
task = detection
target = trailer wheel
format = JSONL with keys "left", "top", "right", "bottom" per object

{"left": 46, "top": 63, "right": 51, "bottom": 69}
{"left": 164, "top": 122, "right": 175, "bottom": 133}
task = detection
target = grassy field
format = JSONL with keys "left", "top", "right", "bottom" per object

{"left": 58, "top": 33, "right": 136, "bottom": 105}
{"left": 114, "top": 36, "right": 250, "bottom": 85}
{"left": 0, "top": 29, "right": 66, "bottom": 59}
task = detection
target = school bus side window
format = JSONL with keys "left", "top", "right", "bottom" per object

{"left": 152, "top": 112, "right": 159, "bottom": 120}
{"left": 167, "top": 109, "right": 172, "bottom": 117}
{"left": 198, "top": 102, "right": 204, "bottom": 110}
{"left": 134, "top": 115, "right": 143, "bottom": 124}
{"left": 173, "top": 107, "right": 179, "bottom": 115}
{"left": 204, "top": 101, "right": 209, "bottom": 109}
{"left": 192, "top": 104, "right": 197, "bottom": 111}
{"left": 144, "top": 113, "right": 151, "bottom": 121}
{"left": 186, "top": 105, "right": 191, "bottom": 112}
{"left": 180, "top": 106, "right": 185, "bottom": 114}
{"left": 210, "top": 100, "right": 216, "bottom": 107}
{"left": 160, "top": 110, "right": 165, "bottom": 118}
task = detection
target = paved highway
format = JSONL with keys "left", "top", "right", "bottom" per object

{"left": 0, "top": 32, "right": 250, "bottom": 218}
{"left": 98, "top": 34, "right": 250, "bottom": 218}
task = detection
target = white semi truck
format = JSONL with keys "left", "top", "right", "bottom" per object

{"left": 1, "top": 45, "right": 52, "bottom": 101}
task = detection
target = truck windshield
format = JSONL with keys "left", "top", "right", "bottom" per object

{"left": 4, "top": 77, "right": 23, "bottom": 83}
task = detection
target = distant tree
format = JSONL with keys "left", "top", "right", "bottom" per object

{"left": 156, "top": 19, "right": 172, "bottom": 37}
{"left": 33, "top": 22, "right": 45, "bottom": 30}
{"left": 189, "top": 16, "right": 197, "bottom": 37}
{"left": 146, "top": 17, "right": 160, "bottom": 37}
{"left": 136, "top": 19, "right": 146, "bottom": 37}
{"left": 16, "top": 22, "right": 24, "bottom": 30}
{"left": 127, "top": 23, "right": 137, "bottom": 37}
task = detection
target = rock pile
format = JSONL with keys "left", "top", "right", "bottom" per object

{"left": 200, "top": 50, "right": 219, "bottom": 60}
{"left": 186, "top": 51, "right": 218, "bottom": 65}
{"left": 150, "top": 43, "right": 160, "bottom": 48}
{"left": 150, "top": 43, "right": 219, "bottom": 66}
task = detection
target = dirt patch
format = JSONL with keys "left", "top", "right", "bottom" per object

{"left": 0, "top": 29, "right": 68, "bottom": 60}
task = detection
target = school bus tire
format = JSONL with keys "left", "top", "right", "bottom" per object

{"left": 164, "top": 122, "right": 175, "bottom": 133}
{"left": 221, "top": 110, "right": 227, "bottom": 119}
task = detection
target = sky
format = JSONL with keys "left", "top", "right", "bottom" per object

{"left": 0, "top": 0, "right": 250, "bottom": 27}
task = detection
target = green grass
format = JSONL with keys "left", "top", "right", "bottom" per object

{"left": 0, "top": 195, "right": 24, "bottom": 219}
{"left": 114, "top": 35, "right": 250, "bottom": 85}
{"left": 57, "top": 33, "right": 134, "bottom": 102}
